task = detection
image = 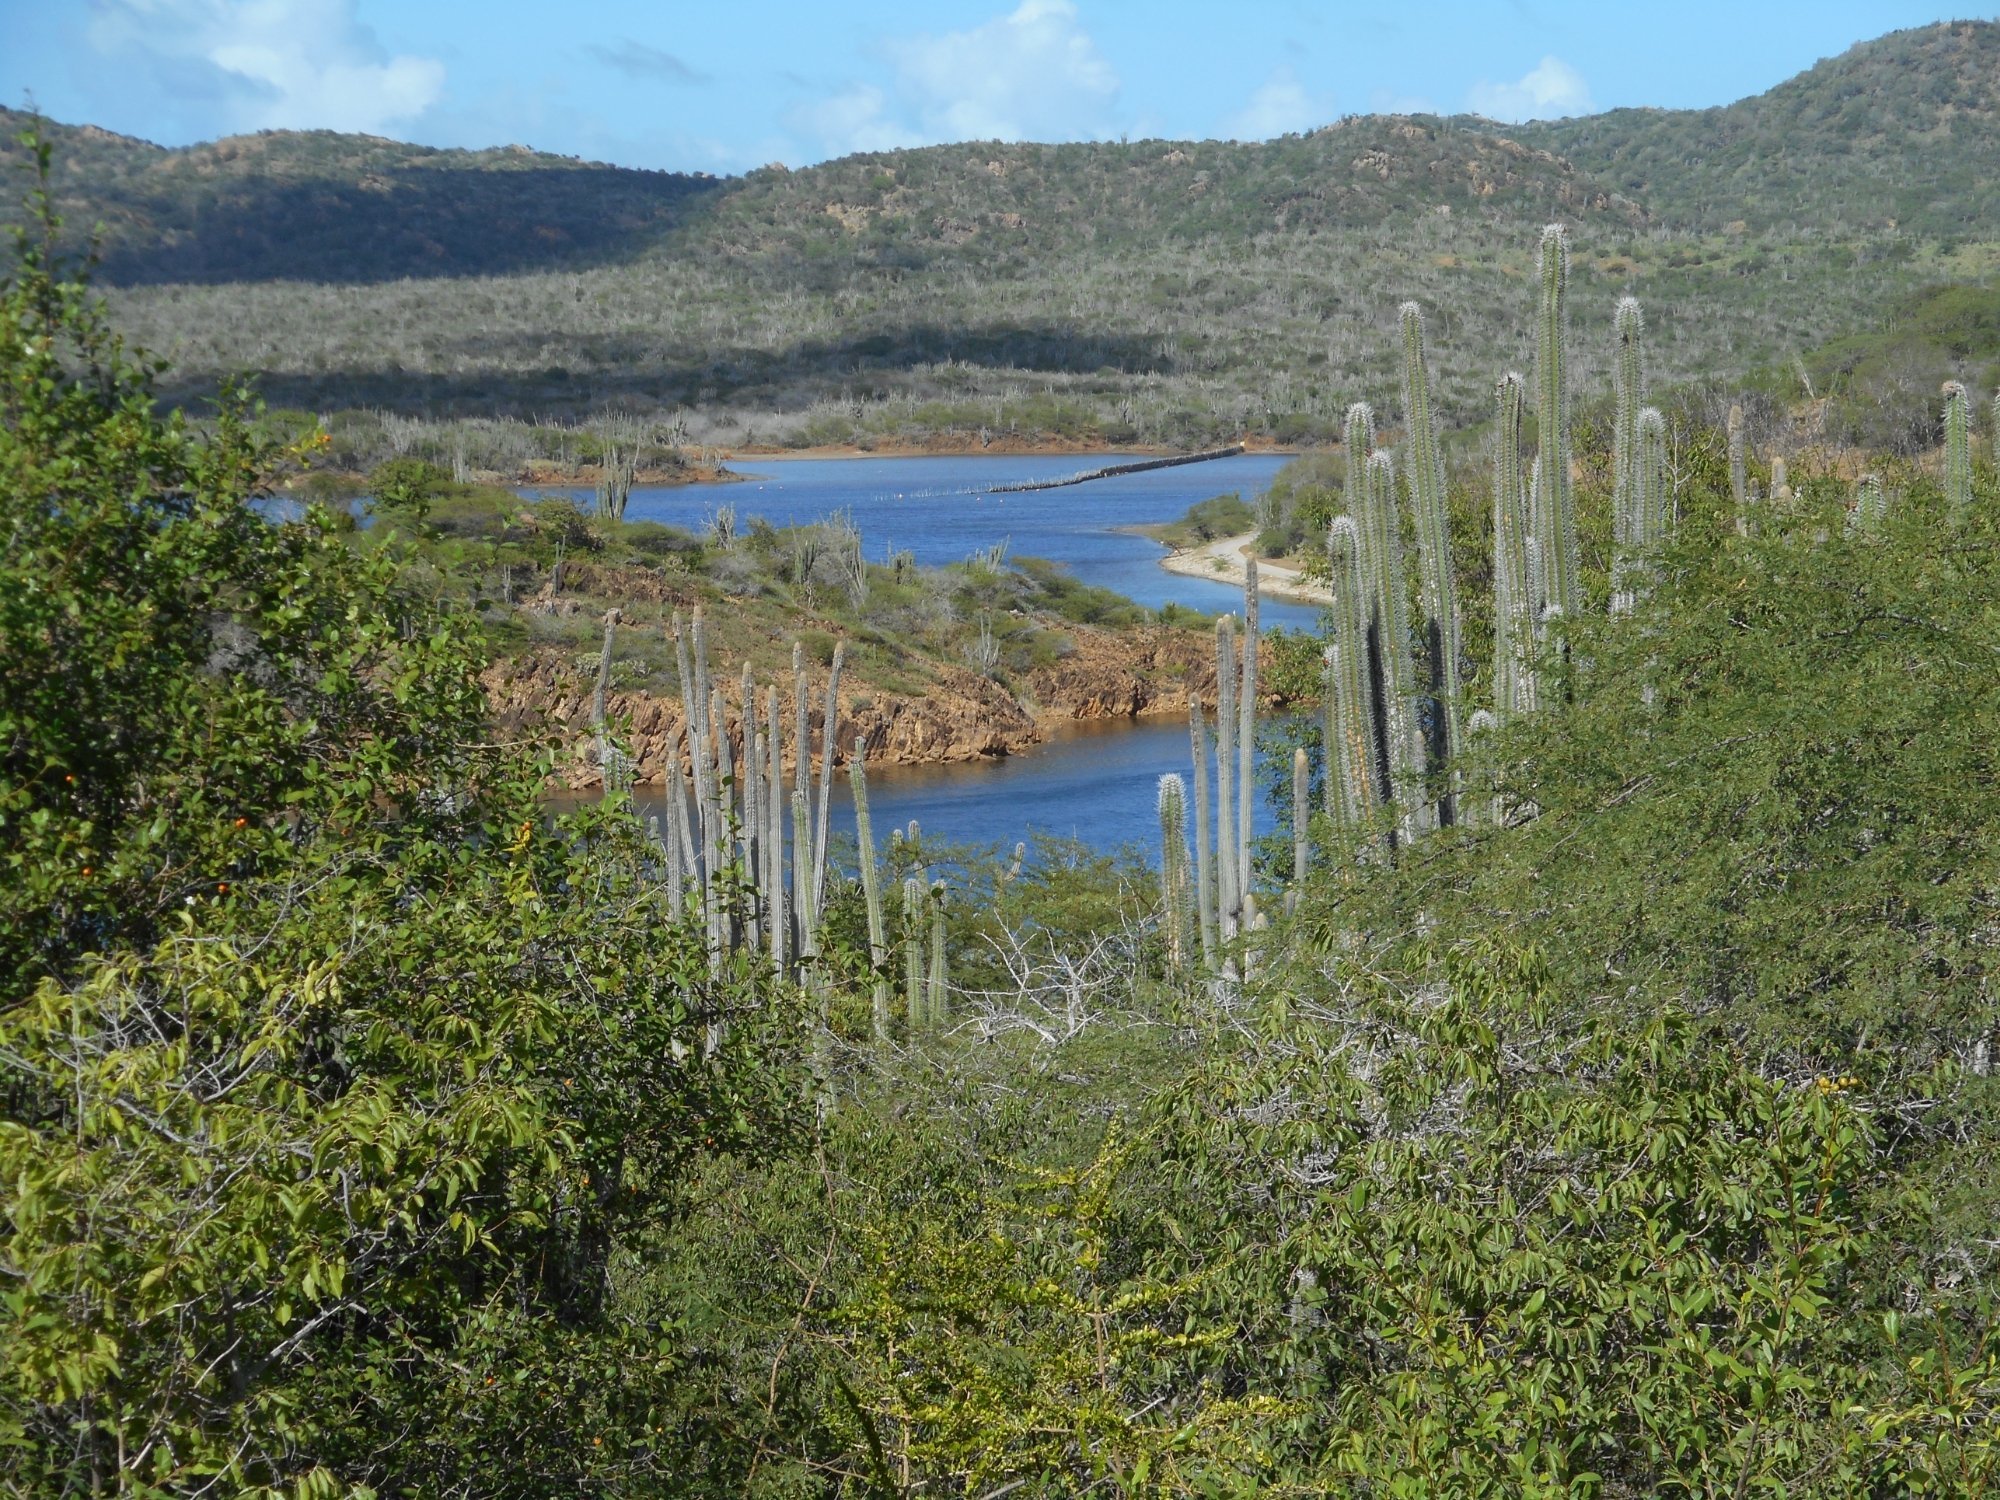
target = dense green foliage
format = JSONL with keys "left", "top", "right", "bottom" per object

{"left": 1, "top": 144, "right": 807, "bottom": 1496}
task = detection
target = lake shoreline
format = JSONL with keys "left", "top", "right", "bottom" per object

{"left": 1132, "top": 528, "right": 1331, "bottom": 607}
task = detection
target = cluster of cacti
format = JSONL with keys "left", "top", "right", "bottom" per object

{"left": 1315, "top": 224, "right": 1684, "bottom": 854}
{"left": 594, "top": 608, "right": 898, "bottom": 1020}
{"left": 884, "top": 823, "right": 951, "bottom": 1032}
{"left": 1170, "top": 568, "right": 1264, "bottom": 968}
{"left": 595, "top": 612, "right": 963, "bottom": 1047}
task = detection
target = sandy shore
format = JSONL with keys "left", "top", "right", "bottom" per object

{"left": 1156, "top": 530, "right": 1331, "bottom": 606}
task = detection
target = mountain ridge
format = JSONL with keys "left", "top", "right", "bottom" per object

{"left": 5, "top": 21, "right": 1994, "bottom": 447}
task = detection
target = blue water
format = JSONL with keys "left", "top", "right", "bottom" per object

{"left": 554, "top": 451, "right": 1323, "bottom": 856}
{"left": 613, "top": 714, "right": 1289, "bottom": 865}
{"left": 540, "top": 451, "right": 1323, "bottom": 631}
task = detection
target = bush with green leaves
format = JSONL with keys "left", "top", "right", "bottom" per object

{"left": 1, "top": 130, "right": 809, "bottom": 1498}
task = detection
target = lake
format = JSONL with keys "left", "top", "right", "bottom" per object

{"left": 548, "top": 451, "right": 1323, "bottom": 859}
{"left": 540, "top": 450, "right": 1323, "bottom": 630}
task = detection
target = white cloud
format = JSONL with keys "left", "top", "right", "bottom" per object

{"left": 791, "top": 0, "right": 1120, "bottom": 159}
{"left": 1223, "top": 65, "right": 1329, "bottom": 141}
{"left": 787, "top": 85, "right": 921, "bottom": 158}
{"left": 87, "top": 0, "right": 444, "bottom": 135}
{"left": 1466, "top": 56, "right": 1595, "bottom": 123}
{"left": 889, "top": 0, "right": 1118, "bottom": 142}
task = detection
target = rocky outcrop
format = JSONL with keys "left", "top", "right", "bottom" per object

{"left": 483, "top": 621, "right": 1260, "bottom": 790}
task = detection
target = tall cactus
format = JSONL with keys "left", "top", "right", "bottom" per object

{"left": 1213, "top": 615, "right": 1241, "bottom": 937}
{"left": 1237, "top": 560, "right": 1259, "bottom": 902}
{"left": 1324, "top": 514, "right": 1378, "bottom": 845}
{"left": 902, "top": 876, "right": 925, "bottom": 1029}
{"left": 1321, "top": 642, "right": 1354, "bottom": 840}
{"left": 849, "top": 746, "right": 889, "bottom": 1041}
{"left": 1612, "top": 296, "right": 1645, "bottom": 540}
{"left": 1610, "top": 298, "right": 1646, "bottom": 615}
{"left": 1157, "top": 773, "right": 1193, "bottom": 971}
{"left": 1187, "top": 700, "right": 1218, "bottom": 968}
{"left": 927, "top": 881, "right": 950, "bottom": 1024}
{"left": 593, "top": 607, "right": 625, "bottom": 793}
{"left": 1534, "top": 223, "right": 1579, "bottom": 618}
{"left": 1364, "top": 450, "right": 1421, "bottom": 838}
{"left": 1287, "top": 747, "right": 1309, "bottom": 914}
{"left": 1727, "top": 403, "right": 1750, "bottom": 536}
{"left": 1492, "top": 374, "right": 1538, "bottom": 721}
{"left": 1944, "top": 380, "right": 1973, "bottom": 521}
{"left": 1637, "top": 408, "right": 1669, "bottom": 553}
{"left": 812, "top": 641, "right": 844, "bottom": 925}
{"left": 1399, "top": 301, "right": 1462, "bottom": 824}
{"left": 765, "top": 685, "right": 786, "bottom": 970}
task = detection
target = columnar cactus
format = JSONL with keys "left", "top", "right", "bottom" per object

{"left": 902, "top": 876, "right": 925, "bottom": 1028}
{"left": 927, "top": 881, "right": 950, "bottom": 1024}
{"left": 1847, "top": 474, "right": 1888, "bottom": 536}
{"left": 1637, "top": 408, "right": 1669, "bottom": 552}
{"left": 1324, "top": 514, "right": 1379, "bottom": 844}
{"left": 813, "top": 641, "right": 844, "bottom": 926}
{"left": 1400, "top": 301, "right": 1463, "bottom": 822}
{"left": 1238, "top": 560, "right": 1258, "bottom": 902}
{"left": 1464, "top": 707, "right": 1500, "bottom": 829}
{"left": 1365, "top": 450, "right": 1422, "bottom": 838}
{"left": 1610, "top": 298, "right": 1646, "bottom": 615}
{"left": 1727, "top": 403, "right": 1750, "bottom": 535}
{"left": 1287, "top": 747, "right": 1309, "bottom": 914}
{"left": 1492, "top": 374, "right": 1538, "bottom": 721}
{"left": 1944, "top": 380, "right": 1972, "bottom": 521}
{"left": 849, "top": 745, "right": 890, "bottom": 1042}
{"left": 765, "top": 685, "right": 786, "bottom": 969}
{"left": 1213, "top": 615, "right": 1240, "bottom": 938}
{"left": 1612, "top": 296, "right": 1645, "bottom": 542}
{"left": 1534, "top": 223, "right": 1579, "bottom": 618}
{"left": 1157, "top": 772, "right": 1194, "bottom": 970}
{"left": 593, "top": 607, "right": 625, "bottom": 793}
{"left": 1187, "top": 700, "right": 1218, "bottom": 967}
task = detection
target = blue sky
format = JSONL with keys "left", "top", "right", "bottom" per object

{"left": 4, "top": 2, "right": 1992, "bottom": 175}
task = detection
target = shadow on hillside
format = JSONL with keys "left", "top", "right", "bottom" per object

{"left": 89, "top": 166, "right": 727, "bottom": 287}
{"left": 155, "top": 322, "right": 1184, "bottom": 416}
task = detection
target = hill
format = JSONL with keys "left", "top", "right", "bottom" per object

{"left": 0, "top": 108, "right": 721, "bottom": 283}
{"left": 1512, "top": 20, "right": 2000, "bottom": 237}
{"left": 5, "top": 20, "right": 1996, "bottom": 449}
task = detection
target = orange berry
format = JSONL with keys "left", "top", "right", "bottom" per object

{"left": 216, "top": 882, "right": 229, "bottom": 894}
{"left": 81, "top": 865, "right": 93, "bottom": 877}
{"left": 233, "top": 817, "right": 248, "bottom": 829}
